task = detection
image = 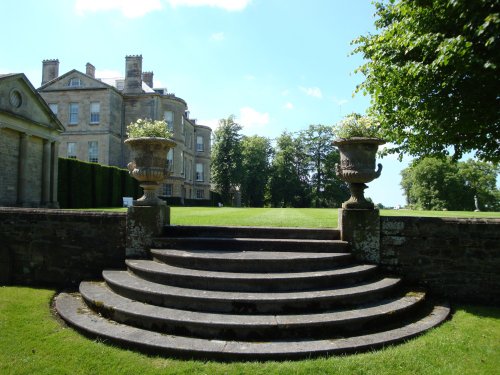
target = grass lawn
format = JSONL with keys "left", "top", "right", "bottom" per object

{"left": 0, "top": 286, "right": 499, "bottom": 374}
{"left": 81, "top": 207, "right": 500, "bottom": 228}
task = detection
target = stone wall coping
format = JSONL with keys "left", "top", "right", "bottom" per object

{"left": 0, "top": 207, "right": 126, "bottom": 218}
{"left": 381, "top": 216, "right": 500, "bottom": 224}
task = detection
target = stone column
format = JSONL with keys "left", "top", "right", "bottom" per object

{"left": 41, "top": 139, "right": 51, "bottom": 206}
{"left": 339, "top": 208, "right": 381, "bottom": 263}
{"left": 126, "top": 205, "right": 168, "bottom": 258}
{"left": 17, "top": 133, "right": 30, "bottom": 206}
{"left": 49, "top": 141, "right": 60, "bottom": 208}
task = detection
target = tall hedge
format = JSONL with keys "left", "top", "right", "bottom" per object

{"left": 58, "top": 158, "right": 140, "bottom": 208}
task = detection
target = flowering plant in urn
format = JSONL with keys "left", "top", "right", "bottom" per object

{"left": 333, "top": 113, "right": 385, "bottom": 209}
{"left": 125, "top": 119, "right": 176, "bottom": 206}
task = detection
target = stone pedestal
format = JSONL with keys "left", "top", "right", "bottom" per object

{"left": 126, "top": 205, "right": 169, "bottom": 258}
{"left": 339, "top": 208, "right": 380, "bottom": 263}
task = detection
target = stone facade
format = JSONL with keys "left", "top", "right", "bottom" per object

{"left": 0, "top": 74, "right": 64, "bottom": 208}
{"left": 38, "top": 56, "right": 212, "bottom": 201}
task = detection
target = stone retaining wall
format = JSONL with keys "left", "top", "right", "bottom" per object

{"left": 380, "top": 216, "right": 500, "bottom": 305}
{"left": 0, "top": 208, "right": 126, "bottom": 287}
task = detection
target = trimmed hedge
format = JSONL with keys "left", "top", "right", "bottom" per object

{"left": 58, "top": 158, "right": 141, "bottom": 208}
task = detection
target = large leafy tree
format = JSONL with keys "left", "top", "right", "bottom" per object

{"left": 210, "top": 115, "right": 243, "bottom": 205}
{"left": 241, "top": 135, "right": 273, "bottom": 207}
{"left": 301, "top": 124, "right": 349, "bottom": 207}
{"left": 401, "top": 157, "right": 499, "bottom": 211}
{"left": 267, "top": 132, "right": 311, "bottom": 208}
{"left": 353, "top": 0, "right": 500, "bottom": 162}
{"left": 458, "top": 159, "right": 500, "bottom": 211}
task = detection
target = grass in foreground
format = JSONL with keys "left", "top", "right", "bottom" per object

{"left": 79, "top": 207, "right": 500, "bottom": 228}
{"left": 1, "top": 286, "right": 499, "bottom": 375}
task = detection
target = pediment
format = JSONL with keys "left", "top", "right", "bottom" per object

{"left": 38, "top": 69, "right": 116, "bottom": 91}
{"left": 0, "top": 73, "right": 65, "bottom": 133}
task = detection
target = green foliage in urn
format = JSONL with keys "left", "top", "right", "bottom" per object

{"left": 333, "top": 113, "right": 382, "bottom": 139}
{"left": 126, "top": 118, "right": 173, "bottom": 139}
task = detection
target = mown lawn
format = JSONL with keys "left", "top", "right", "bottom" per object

{"left": 80, "top": 207, "right": 500, "bottom": 228}
{"left": 0, "top": 286, "right": 499, "bottom": 375}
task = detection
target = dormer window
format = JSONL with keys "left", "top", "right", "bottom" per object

{"left": 69, "top": 78, "right": 82, "bottom": 87}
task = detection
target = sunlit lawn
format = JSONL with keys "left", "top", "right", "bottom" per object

{"left": 80, "top": 206, "right": 500, "bottom": 228}
{"left": 0, "top": 286, "right": 499, "bottom": 375}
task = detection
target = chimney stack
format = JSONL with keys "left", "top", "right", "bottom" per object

{"left": 86, "top": 62, "right": 95, "bottom": 78}
{"left": 142, "top": 71, "right": 154, "bottom": 89}
{"left": 41, "top": 59, "right": 59, "bottom": 85}
{"left": 123, "top": 55, "right": 143, "bottom": 94}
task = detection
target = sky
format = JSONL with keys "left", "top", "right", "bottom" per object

{"left": 0, "top": 0, "right": 414, "bottom": 207}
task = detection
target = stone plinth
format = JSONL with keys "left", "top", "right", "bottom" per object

{"left": 126, "top": 205, "right": 169, "bottom": 258}
{"left": 339, "top": 208, "right": 380, "bottom": 263}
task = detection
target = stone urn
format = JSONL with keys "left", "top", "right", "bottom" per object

{"left": 333, "top": 137, "right": 385, "bottom": 209}
{"left": 124, "top": 137, "right": 176, "bottom": 206}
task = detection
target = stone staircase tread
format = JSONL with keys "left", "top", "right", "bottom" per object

{"left": 126, "top": 259, "right": 377, "bottom": 281}
{"left": 80, "top": 281, "right": 425, "bottom": 329}
{"left": 102, "top": 270, "right": 400, "bottom": 303}
{"left": 156, "top": 237, "right": 348, "bottom": 244}
{"left": 151, "top": 249, "right": 351, "bottom": 261}
{"left": 55, "top": 292, "right": 450, "bottom": 360}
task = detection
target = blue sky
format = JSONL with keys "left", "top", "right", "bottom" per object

{"left": 0, "top": 0, "right": 413, "bottom": 207}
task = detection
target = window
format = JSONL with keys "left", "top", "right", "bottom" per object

{"left": 69, "top": 78, "right": 81, "bottom": 87}
{"left": 181, "top": 151, "right": 185, "bottom": 175}
{"left": 196, "top": 163, "right": 204, "bottom": 181}
{"left": 163, "top": 184, "right": 173, "bottom": 196}
{"left": 90, "top": 102, "right": 100, "bottom": 124}
{"left": 67, "top": 142, "right": 77, "bottom": 159}
{"left": 88, "top": 141, "right": 98, "bottom": 163}
{"left": 49, "top": 103, "right": 58, "bottom": 115}
{"left": 196, "top": 189, "right": 205, "bottom": 199}
{"left": 69, "top": 103, "right": 79, "bottom": 124}
{"left": 164, "top": 111, "right": 174, "bottom": 130}
{"left": 196, "top": 136, "right": 204, "bottom": 152}
{"left": 167, "top": 149, "right": 173, "bottom": 171}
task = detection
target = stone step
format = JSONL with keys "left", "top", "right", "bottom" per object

{"left": 80, "top": 281, "right": 428, "bottom": 340}
{"left": 55, "top": 292, "right": 450, "bottom": 360}
{"left": 152, "top": 237, "right": 350, "bottom": 253}
{"left": 162, "top": 225, "right": 341, "bottom": 240}
{"left": 102, "top": 270, "right": 401, "bottom": 314}
{"left": 151, "top": 249, "right": 354, "bottom": 272}
{"left": 126, "top": 259, "right": 379, "bottom": 292}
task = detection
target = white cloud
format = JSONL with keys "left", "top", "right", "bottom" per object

{"left": 210, "top": 32, "right": 225, "bottom": 41}
{"left": 75, "top": 0, "right": 163, "bottom": 18}
{"left": 244, "top": 74, "right": 256, "bottom": 81}
{"left": 198, "top": 118, "right": 220, "bottom": 129}
{"left": 300, "top": 86, "right": 322, "bottom": 99}
{"left": 75, "top": 0, "right": 250, "bottom": 17}
{"left": 239, "top": 107, "right": 269, "bottom": 131}
{"left": 281, "top": 89, "right": 290, "bottom": 96}
{"left": 332, "top": 96, "right": 348, "bottom": 106}
{"left": 168, "top": 0, "right": 251, "bottom": 11}
{"left": 284, "top": 102, "right": 294, "bottom": 110}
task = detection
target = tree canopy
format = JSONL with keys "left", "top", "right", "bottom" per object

{"left": 400, "top": 157, "right": 499, "bottom": 211}
{"left": 353, "top": 0, "right": 500, "bottom": 162}
{"left": 210, "top": 116, "right": 243, "bottom": 205}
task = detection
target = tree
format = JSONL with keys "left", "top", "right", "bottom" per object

{"left": 240, "top": 135, "right": 273, "bottom": 207}
{"left": 267, "top": 132, "right": 311, "bottom": 207}
{"left": 458, "top": 159, "right": 500, "bottom": 211}
{"left": 301, "top": 124, "right": 349, "bottom": 207}
{"left": 400, "top": 157, "right": 499, "bottom": 211}
{"left": 210, "top": 115, "right": 243, "bottom": 205}
{"left": 353, "top": 0, "right": 500, "bottom": 162}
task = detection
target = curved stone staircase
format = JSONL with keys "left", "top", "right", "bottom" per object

{"left": 55, "top": 226, "right": 450, "bottom": 360}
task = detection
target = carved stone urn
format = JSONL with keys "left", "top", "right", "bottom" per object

{"left": 124, "top": 137, "right": 176, "bottom": 206}
{"left": 333, "top": 137, "right": 385, "bottom": 209}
